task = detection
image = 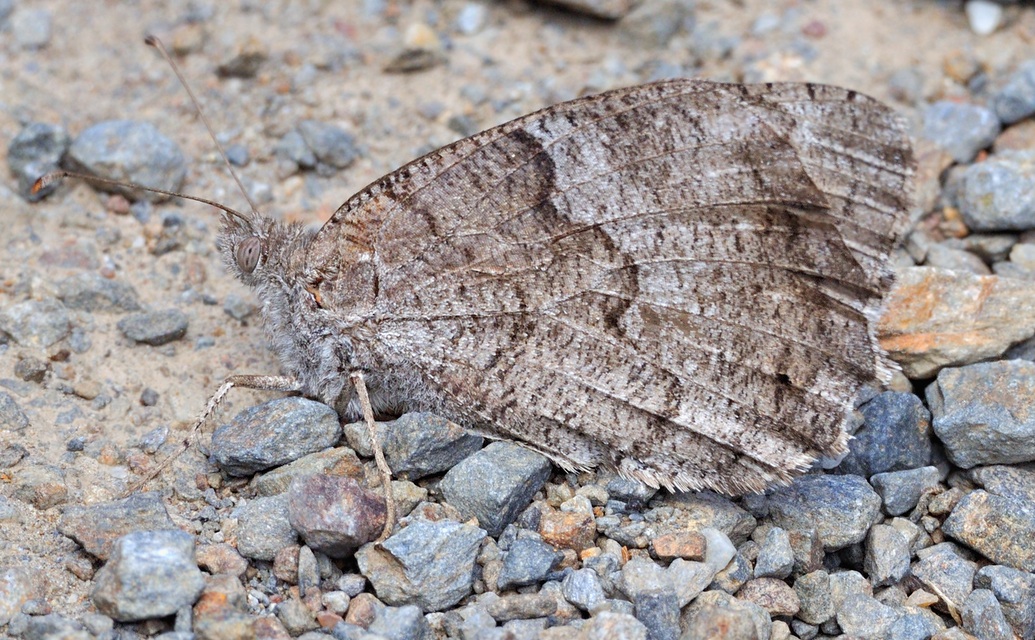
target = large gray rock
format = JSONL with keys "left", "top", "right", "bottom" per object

{"left": 67, "top": 120, "right": 187, "bottom": 202}
{"left": 927, "top": 360, "right": 1035, "bottom": 468}
{"left": 91, "top": 530, "right": 205, "bottom": 622}
{"left": 440, "top": 441, "right": 551, "bottom": 537}
{"left": 355, "top": 516, "right": 485, "bottom": 612}
{"left": 211, "top": 397, "right": 341, "bottom": 476}
{"left": 765, "top": 474, "right": 882, "bottom": 551}
{"left": 944, "top": 490, "right": 1035, "bottom": 572}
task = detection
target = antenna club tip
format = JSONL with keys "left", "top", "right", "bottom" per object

{"left": 144, "top": 34, "right": 159, "bottom": 47}
{"left": 31, "top": 172, "right": 61, "bottom": 195}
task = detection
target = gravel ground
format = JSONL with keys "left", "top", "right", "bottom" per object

{"left": 3, "top": 1, "right": 1035, "bottom": 639}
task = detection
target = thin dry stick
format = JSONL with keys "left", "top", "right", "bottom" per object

{"left": 351, "top": 371, "right": 396, "bottom": 543}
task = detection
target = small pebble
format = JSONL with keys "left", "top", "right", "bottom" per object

{"left": 67, "top": 120, "right": 187, "bottom": 202}
{"left": 965, "top": 0, "right": 1004, "bottom": 36}
{"left": 921, "top": 101, "right": 1000, "bottom": 163}
{"left": 6, "top": 122, "right": 70, "bottom": 200}
{"left": 11, "top": 8, "right": 52, "bottom": 49}
{"left": 117, "top": 309, "right": 188, "bottom": 346}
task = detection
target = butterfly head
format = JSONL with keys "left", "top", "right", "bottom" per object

{"left": 217, "top": 210, "right": 313, "bottom": 291}
{"left": 218, "top": 211, "right": 271, "bottom": 286}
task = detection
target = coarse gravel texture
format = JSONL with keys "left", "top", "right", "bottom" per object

{"left": 4, "top": 1, "right": 1035, "bottom": 639}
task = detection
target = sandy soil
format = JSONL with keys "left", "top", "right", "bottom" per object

{"left": 1, "top": 0, "right": 1032, "bottom": 627}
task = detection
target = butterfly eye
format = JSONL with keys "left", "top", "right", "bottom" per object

{"left": 236, "top": 237, "right": 261, "bottom": 273}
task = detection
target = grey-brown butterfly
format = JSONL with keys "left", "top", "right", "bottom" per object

{"left": 212, "top": 78, "right": 913, "bottom": 497}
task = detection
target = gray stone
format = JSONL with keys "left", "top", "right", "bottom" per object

{"left": 972, "top": 464, "right": 1035, "bottom": 504}
{"left": 20, "top": 614, "right": 88, "bottom": 639}
{"left": 619, "top": 0, "right": 689, "bottom": 48}
{"left": 838, "top": 391, "right": 932, "bottom": 476}
{"left": 835, "top": 593, "right": 901, "bottom": 639}
{"left": 440, "top": 441, "right": 551, "bottom": 537}
{"left": 274, "top": 130, "right": 315, "bottom": 169}
{"left": 912, "top": 543, "right": 977, "bottom": 612}
{"left": 924, "top": 243, "right": 992, "bottom": 275}
{"left": 222, "top": 293, "right": 257, "bottom": 321}
{"left": 928, "top": 360, "right": 1035, "bottom": 468}
{"left": 870, "top": 466, "right": 941, "bottom": 516}
{"left": 619, "top": 556, "right": 714, "bottom": 609}
{"left": 0, "top": 567, "right": 42, "bottom": 627}
{"left": 355, "top": 517, "right": 485, "bottom": 612}
{"left": 794, "top": 570, "right": 833, "bottom": 625}
{"left": 10, "top": 463, "right": 67, "bottom": 509}
{"left": 736, "top": 577, "right": 800, "bottom": 617}
{"left": 287, "top": 474, "right": 386, "bottom": 558}
{"left": 117, "top": 309, "right": 188, "bottom": 346}
{"left": 680, "top": 601, "right": 758, "bottom": 640}
{"left": 667, "top": 559, "right": 716, "bottom": 607}
{"left": 297, "top": 545, "right": 320, "bottom": 593}
{"left": 656, "top": 490, "right": 756, "bottom": 545}
{"left": 562, "top": 568, "right": 607, "bottom": 612}
{"left": 995, "top": 60, "right": 1035, "bottom": 124}
{"left": 210, "top": 397, "right": 341, "bottom": 476}
{"left": 631, "top": 589, "right": 679, "bottom": 640}
{"left": 974, "top": 565, "right": 1035, "bottom": 639}
{"left": 682, "top": 590, "right": 771, "bottom": 640}
{"left": 576, "top": 611, "right": 648, "bottom": 639}
{"left": 486, "top": 593, "right": 557, "bottom": 621}
{"left": 277, "top": 597, "right": 318, "bottom": 635}
{"left": 298, "top": 120, "right": 361, "bottom": 173}
{"left": 828, "top": 570, "right": 872, "bottom": 611}
{"left": 921, "top": 101, "right": 1000, "bottom": 163}
{"left": 57, "top": 273, "right": 141, "bottom": 313}
{"left": 962, "top": 589, "right": 1013, "bottom": 640}
{"left": 497, "top": 536, "right": 563, "bottom": 590}
{"left": 233, "top": 494, "right": 297, "bottom": 561}
{"left": 606, "top": 476, "right": 658, "bottom": 506}
{"left": 885, "top": 608, "right": 946, "bottom": 640}
{"left": 67, "top": 120, "right": 188, "bottom": 202}
{"left": 0, "top": 392, "right": 29, "bottom": 431}
{"left": 91, "top": 530, "right": 205, "bottom": 622}
{"left": 0, "top": 298, "right": 70, "bottom": 348}
{"left": 57, "top": 492, "right": 175, "bottom": 561}
{"left": 11, "top": 8, "right": 52, "bottom": 49}
{"left": 960, "top": 150, "right": 1035, "bottom": 232}
{"left": 343, "top": 412, "right": 483, "bottom": 480}
{"left": 765, "top": 474, "right": 882, "bottom": 551}
{"left": 252, "top": 446, "right": 363, "bottom": 497}
{"left": 944, "top": 489, "right": 1035, "bottom": 572}
{"left": 864, "top": 524, "right": 910, "bottom": 587}
{"left": 454, "top": 3, "right": 487, "bottom": 34}
{"left": 710, "top": 551, "right": 752, "bottom": 594}
{"left": 753, "top": 527, "right": 793, "bottom": 579}
{"left": 368, "top": 604, "right": 429, "bottom": 640}
{"left": 6, "top": 122, "right": 70, "bottom": 200}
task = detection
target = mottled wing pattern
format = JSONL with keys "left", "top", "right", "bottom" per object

{"left": 306, "top": 80, "right": 914, "bottom": 495}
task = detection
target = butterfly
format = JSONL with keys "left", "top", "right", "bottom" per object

{"left": 211, "top": 78, "right": 913, "bottom": 497}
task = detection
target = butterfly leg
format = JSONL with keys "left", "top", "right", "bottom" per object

{"left": 349, "top": 371, "right": 396, "bottom": 544}
{"left": 125, "top": 374, "right": 300, "bottom": 495}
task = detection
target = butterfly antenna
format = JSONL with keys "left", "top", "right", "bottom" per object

{"left": 32, "top": 171, "right": 253, "bottom": 224}
{"left": 144, "top": 34, "right": 260, "bottom": 219}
